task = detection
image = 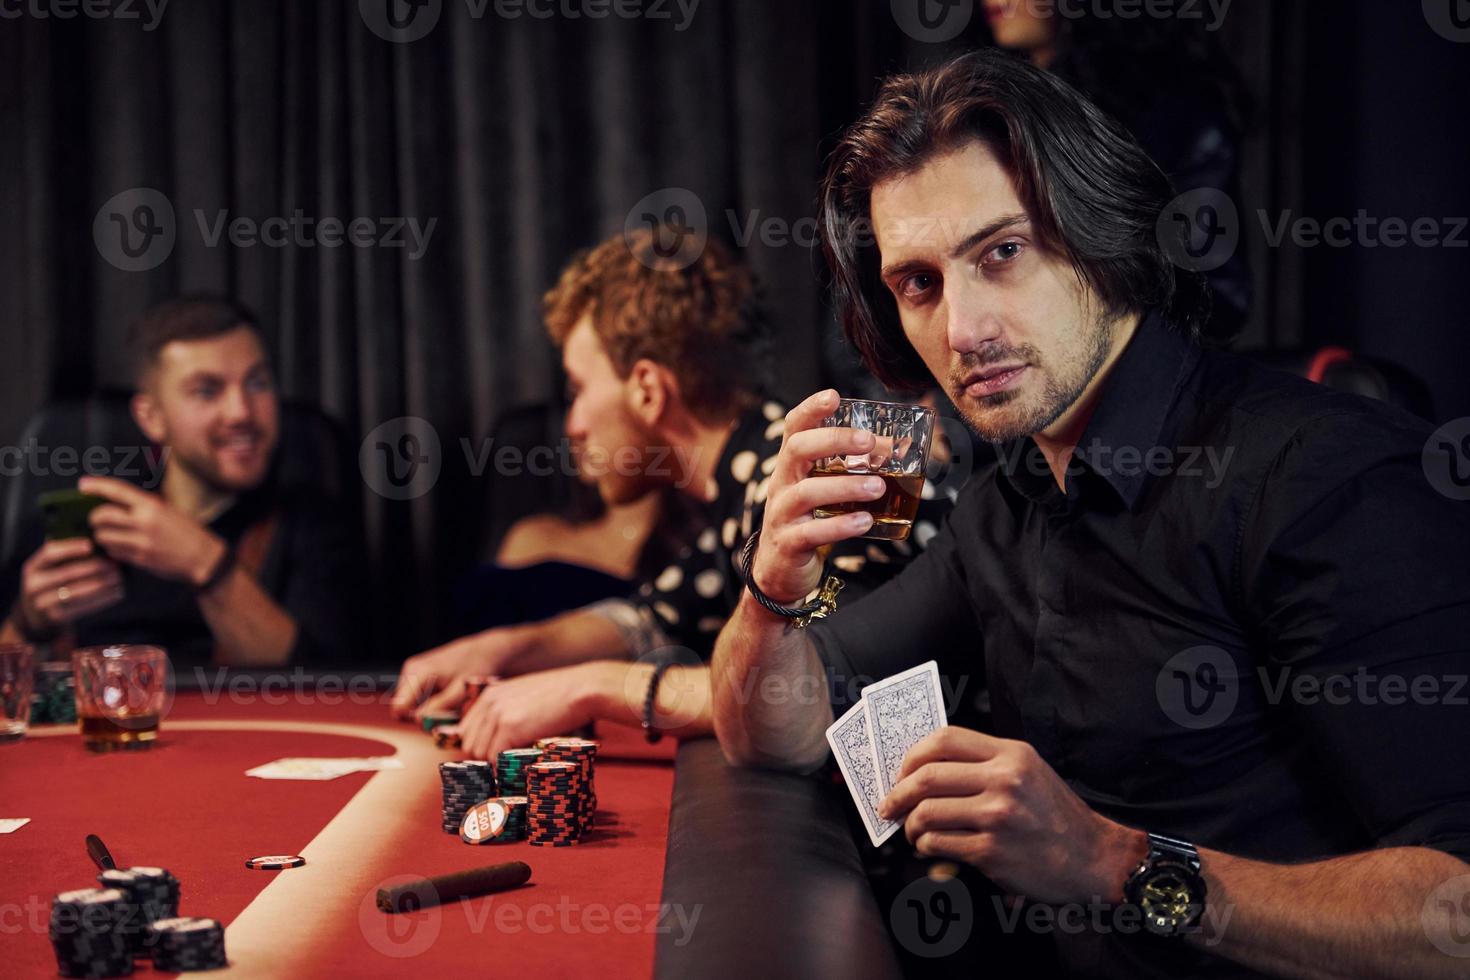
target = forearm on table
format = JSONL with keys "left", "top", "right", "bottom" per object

{"left": 711, "top": 593, "right": 832, "bottom": 772}
{"left": 583, "top": 661, "right": 713, "bottom": 739}
{"left": 497, "top": 607, "right": 631, "bottom": 676}
{"left": 1189, "top": 844, "right": 1470, "bottom": 979}
{"left": 197, "top": 568, "right": 298, "bottom": 667}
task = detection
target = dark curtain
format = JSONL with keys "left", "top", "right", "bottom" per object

{"left": 6, "top": 1, "right": 1462, "bottom": 662}
{"left": 1, "top": 0, "right": 852, "bottom": 658}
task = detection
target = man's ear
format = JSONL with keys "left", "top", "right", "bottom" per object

{"left": 625, "top": 358, "right": 674, "bottom": 427}
{"left": 131, "top": 391, "right": 167, "bottom": 445}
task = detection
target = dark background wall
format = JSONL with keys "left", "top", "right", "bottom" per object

{"left": 1, "top": 0, "right": 1466, "bottom": 660}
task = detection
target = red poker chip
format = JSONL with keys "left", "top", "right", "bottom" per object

{"left": 246, "top": 855, "right": 306, "bottom": 870}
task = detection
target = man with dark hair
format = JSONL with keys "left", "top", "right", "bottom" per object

{"left": 0, "top": 295, "right": 364, "bottom": 668}
{"left": 714, "top": 51, "right": 1470, "bottom": 978}
{"left": 392, "top": 228, "right": 954, "bottom": 758}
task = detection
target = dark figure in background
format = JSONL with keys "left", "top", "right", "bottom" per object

{"left": 0, "top": 297, "right": 365, "bottom": 669}
{"left": 987, "top": 2, "right": 1253, "bottom": 341}
{"left": 454, "top": 478, "right": 668, "bottom": 635}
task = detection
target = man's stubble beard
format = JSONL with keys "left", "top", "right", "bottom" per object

{"left": 954, "top": 308, "right": 1115, "bottom": 445}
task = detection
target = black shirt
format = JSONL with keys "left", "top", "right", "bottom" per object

{"left": 811, "top": 312, "right": 1470, "bottom": 978}
{"left": 1, "top": 480, "right": 366, "bottom": 670}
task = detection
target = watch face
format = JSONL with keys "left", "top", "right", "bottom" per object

{"left": 1138, "top": 864, "right": 1202, "bottom": 936}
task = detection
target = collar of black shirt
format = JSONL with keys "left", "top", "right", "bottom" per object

{"left": 996, "top": 309, "right": 1201, "bottom": 514}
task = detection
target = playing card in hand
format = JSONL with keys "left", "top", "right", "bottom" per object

{"left": 862, "top": 661, "right": 947, "bottom": 799}
{"left": 825, "top": 661, "right": 947, "bottom": 847}
{"left": 825, "top": 700, "right": 900, "bottom": 847}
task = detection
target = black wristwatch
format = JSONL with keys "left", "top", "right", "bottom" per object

{"left": 1123, "top": 833, "right": 1207, "bottom": 937}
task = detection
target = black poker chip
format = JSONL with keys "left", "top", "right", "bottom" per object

{"left": 49, "top": 887, "right": 134, "bottom": 978}
{"left": 95, "top": 867, "right": 180, "bottom": 957}
{"left": 440, "top": 760, "right": 499, "bottom": 834}
{"left": 245, "top": 855, "right": 306, "bottom": 870}
{"left": 149, "top": 917, "right": 227, "bottom": 971}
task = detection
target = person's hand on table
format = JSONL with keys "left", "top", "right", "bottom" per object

{"left": 458, "top": 661, "right": 615, "bottom": 760}
{"left": 749, "top": 389, "right": 889, "bottom": 605}
{"left": 10, "top": 538, "right": 124, "bottom": 635}
{"left": 877, "top": 727, "right": 1147, "bottom": 905}
{"left": 391, "top": 628, "right": 522, "bottom": 721}
{"left": 79, "top": 476, "right": 227, "bottom": 587}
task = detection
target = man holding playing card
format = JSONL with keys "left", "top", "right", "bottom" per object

{"left": 712, "top": 50, "right": 1470, "bottom": 979}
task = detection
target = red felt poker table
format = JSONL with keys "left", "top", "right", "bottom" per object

{"left": 0, "top": 676, "right": 901, "bottom": 979}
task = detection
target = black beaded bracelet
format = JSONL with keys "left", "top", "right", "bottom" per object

{"left": 641, "top": 657, "right": 677, "bottom": 744}
{"left": 735, "top": 531, "right": 840, "bottom": 625}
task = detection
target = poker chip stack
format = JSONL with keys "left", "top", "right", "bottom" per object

{"left": 49, "top": 887, "right": 134, "bottom": 978}
{"left": 542, "top": 737, "right": 599, "bottom": 835}
{"left": 495, "top": 748, "right": 544, "bottom": 797}
{"left": 422, "top": 714, "right": 459, "bottom": 734}
{"left": 440, "top": 761, "right": 498, "bottom": 834}
{"left": 432, "top": 725, "right": 463, "bottom": 749}
{"left": 526, "top": 761, "right": 586, "bottom": 846}
{"left": 29, "top": 661, "right": 78, "bottom": 725}
{"left": 95, "top": 867, "right": 180, "bottom": 957}
{"left": 149, "top": 917, "right": 228, "bottom": 971}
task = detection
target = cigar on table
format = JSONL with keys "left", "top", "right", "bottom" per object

{"left": 377, "top": 861, "right": 532, "bottom": 913}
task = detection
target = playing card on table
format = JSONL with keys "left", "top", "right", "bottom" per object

{"left": 0, "top": 818, "right": 30, "bottom": 834}
{"left": 245, "top": 757, "right": 403, "bottom": 780}
{"left": 825, "top": 700, "right": 901, "bottom": 847}
{"left": 861, "top": 660, "right": 947, "bottom": 799}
